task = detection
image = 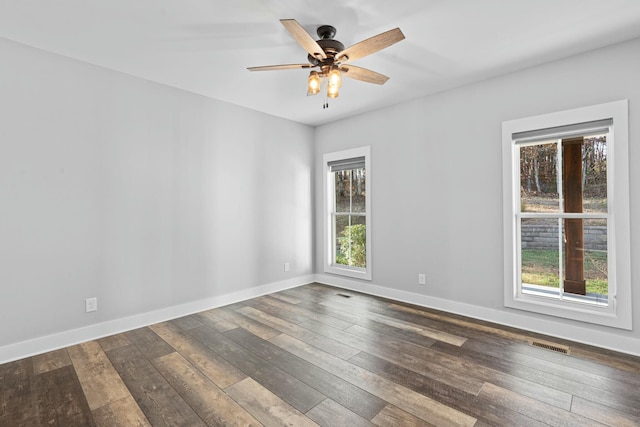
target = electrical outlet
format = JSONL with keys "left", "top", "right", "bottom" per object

{"left": 85, "top": 297, "right": 97, "bottom": 313}
{"left": 284, "top": 262, "right": 290, "bottom": 272}
{"left": 418, "top": 274, "right": 426, "bottom": 285}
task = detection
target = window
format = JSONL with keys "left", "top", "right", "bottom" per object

{"left": 323, "top": 147, "right": 371, "bottom": 280}
{"left": 502, "top": 101, "right": 631, "bottom": 329}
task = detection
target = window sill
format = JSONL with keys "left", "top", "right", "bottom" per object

{"left": 505, "top": 289, "right": 630, "bottom": 330}
{"left": 325, "top": 264, "right": 371, "bottom": 281}
{"left": 522, "top": 284, "right": 609, "bottom": 307}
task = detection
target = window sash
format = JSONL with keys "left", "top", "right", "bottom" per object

{"left": 516, "top": 132, "right": 611, "bottom": 306}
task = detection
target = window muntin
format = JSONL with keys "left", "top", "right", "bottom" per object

{"left": 502, "top": 101, "right": 631, "bottom": 329}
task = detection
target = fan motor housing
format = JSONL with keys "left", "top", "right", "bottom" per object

{"left": 307, "top": 36, "right": 345, "bottom": 66}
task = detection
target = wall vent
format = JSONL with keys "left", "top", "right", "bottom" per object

{"left": 530, "top": 341, "right": 569, "bottom": 354}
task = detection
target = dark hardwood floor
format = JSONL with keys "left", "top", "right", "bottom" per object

{"left": 2, "top": 283, "right": 640, "bottom": 426}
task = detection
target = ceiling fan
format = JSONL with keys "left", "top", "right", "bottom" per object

{"left": 248, "top": 19, "right": 405, "bottom": 107}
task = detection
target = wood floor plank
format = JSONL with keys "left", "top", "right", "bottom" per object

{"left": 224, "top": 326, "right": 387, "bottom": 420}
{"left": 300, "top": 318, "right": 483, "bottom": 395}
{"left": 270, "top": 333, "right": 477, "bottom": 427}
{"left": 333, "top": 309, "right": 574, "bottom": 411}
{"left": 124, "top": 327, "right": 175, "bottom": 360}
{"left": 371, "top": 404, "right": 437, "bottom": 427}
{"left": 306, "top": 398, "right": 375, "bottom": 427}
{"left": 269, "top": 290, "right": 304, "bottom": 305}
{"left": 571, "top": 395, "right": 640, "bottom": 427}
{"left": 222, "top": 301, "right": 249, "bottom": 311}
{"left": 511, "top": 339, "right": 640, "bottom": 390}
{"left": 294, "top": 298, "right": 364, "bottom": 324}
{"left": 97, "top": 333, "right": 131, "bottom": 352}
{"left": 32, "top": 365, "right": 96, "bottom": 426}
{"left": 478, "top": 382, "right": 606, "bottom": 427}
{"left": 319, "top": 299, "right": 467, "bottom": 346}
{"left": 32, "top": 348, "right": 72, "bottom": 375}
{"left": 350, "top": 351, "right": 547, "bottom": 427}
{"left": 427, "top": 341, "right": 573, "bottom": 410}
{"left": 454, "top": 332, "right": 640, "bottom": 401}
{"left": 387, "top": 303, "right": 499, "bottom": 339}
{"left": 570, "top": 344, "right": 640, "bottom": 375}
{"left": 170, "top": 315, "right": 204, "bottom": 331}
{"left": 206, "top": 307, "right": 280, "bottom": 339}
{"left": 296, "top": 296, "right": 463, "bottom": 353}
{"left": 344, "top": 322, "right": 437, "bottom": 353}
{"left": 153, "top": 352, "right": 261, "bottom": 426}
{"left": 431, "top": 339, "right": 636, "bottom": 413}
{"left": 358, "top": 316, "right": 447, "bottom": 348}
{"left": 106, "top": 344, "right": 207, "bottom": 427}
{"left": 389, "top": 296, "right": 640, "bottom": 380}
{"left": 244, "top": 296, "right": 311, "bottom": 324}
{"left": 257, "top": 294, "right": 357, "bottom": 330}
{"left": 67, "top": 340, "right": 132, "bottom": 411}
{"left": 225, "top": 377, "right": 320, "bottom": 427}
{"left": 193, "top": 310, "right": 239, "bottom": 332}
{"left": 187, "top": 325, "right": 327, "bottom": 413}
{"left": 92, "top": 395, "right": 151, "bottom": 427}
{"left": 236, "top": 305, "right": 361, "bottom": 359}
{"left": 0, "top": 358, "right": 34, "bottom": 426}
{"left": 149, "top": 321, "right": 246, "bottom": 389}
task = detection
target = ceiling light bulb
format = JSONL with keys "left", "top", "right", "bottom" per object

{"left": 327, "top": 84, "right": 339, "bottom": 98}
{"left": 328, "top": 67, "right": 342, "bottom": 88}
{"left": 307, "top": 71, "right": 321, "bottom": 95}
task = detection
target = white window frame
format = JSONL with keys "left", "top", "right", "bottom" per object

{"left": 323, "top": 146, "right": 372, "bottom": 280}
{"left": 502, "top": 100, "right": 631, "bottom": 329}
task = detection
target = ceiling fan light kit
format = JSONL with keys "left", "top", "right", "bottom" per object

{"left": 307, "top": 71, "right": 321, "bottom": 95}
{"left": 248, "top": 19, "right": 405, "bottom": 108}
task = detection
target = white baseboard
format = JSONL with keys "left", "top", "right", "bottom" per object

{"left": 314, "top": 274, "right": 640, "bottom": 357}
{"left": 4, "top": 273, "right": 637, "bottom": 363}
{"left": 0, "top": 275, "right": 314, "bottom": 364}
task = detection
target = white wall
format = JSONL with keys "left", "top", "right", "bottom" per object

{"left": 2, "top": 34, "right": 638, "bottom": 362}
{"left": 0, "top": 38, "right": 314, "bottom": 359}
{"left": 315, "top": 37, "right": 640, "bottom": 354}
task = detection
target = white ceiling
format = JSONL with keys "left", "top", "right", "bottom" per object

{"left": 2, "top": 0, "right": 640, "bottom": 126}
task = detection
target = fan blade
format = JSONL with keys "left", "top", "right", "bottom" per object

{"left": 247, "top": 64, "right": 314, "bottom": 71}
{"left": 340, "top": 65, "right": 389, "bottom": 85}
{"left": 336, "top": 28, "right": 405, "bottom": 63}
{"left": 280, "top": 19, "right": 327, "bottom": 60}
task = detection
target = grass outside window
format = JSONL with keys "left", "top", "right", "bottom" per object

{"left": 521, "top": 249, "right": 608, "bottom": 295}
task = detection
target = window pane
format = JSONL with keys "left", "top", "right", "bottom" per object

{"left": 519, "top": 142, "right": 559, "bottom": 213}
{"left": 584, "top": 218, "right": 608, "bottom": 298}
{"left": 334, "top": 215, "right": 349, "bottom": 265}
{"left": 521, "top": 218, "right": 560, "bottom": 293}
{"left": 335, "top": 215, "right": 366, "bottom": 268}
{"left": 351, "top": 168, "right": 366, "bottom": 213}
{"left": 562, "top": 218, "right": 608, "bottom": 298}
{"left": 334, "top": 168, "right": 366, "bottom": 214}
{"left": 582, "top": 135, "right": 607, "bottom": 214}
{"left": 334, "top": 171, "right": 351, "bottom": 213}
{"left": 346, "top": 216, "right": 366, "bottom": 268}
